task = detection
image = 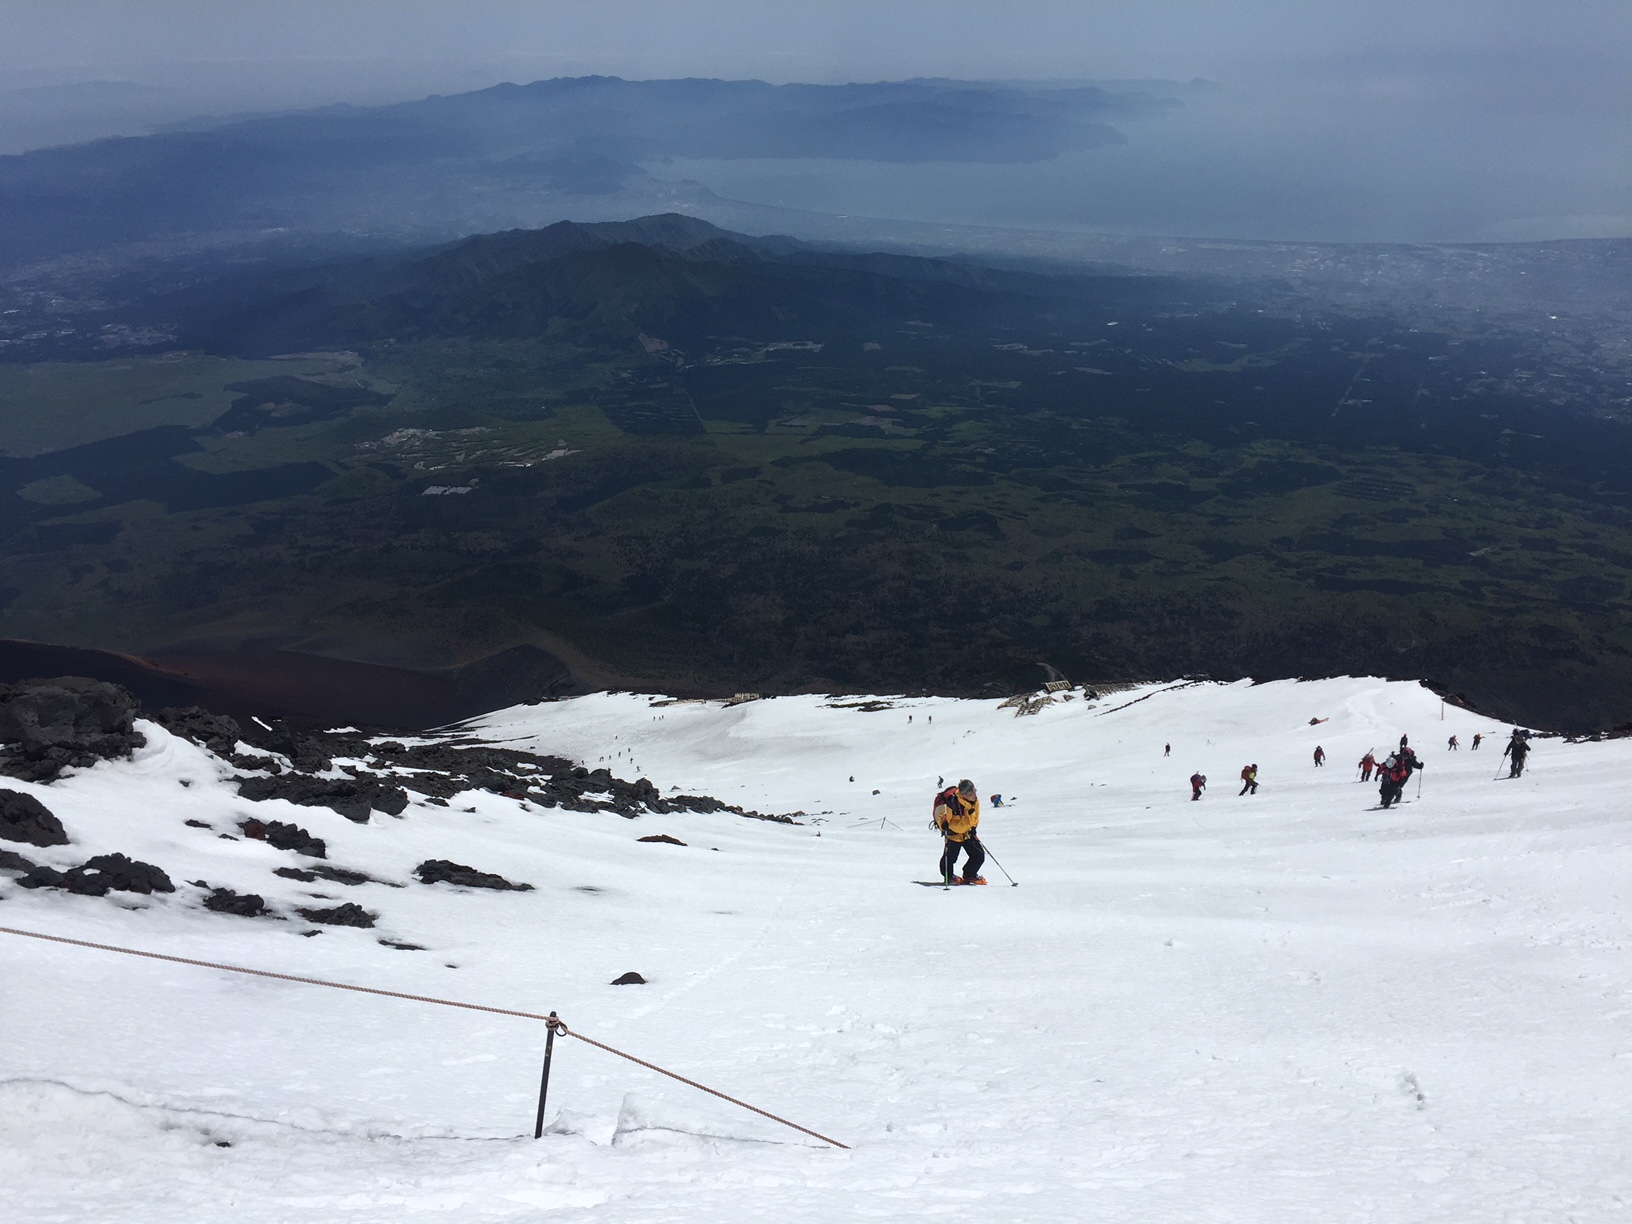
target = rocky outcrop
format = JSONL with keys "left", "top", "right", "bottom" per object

{"left": 0, "top": 788, "right": 69, "bottom": 846}
{"left": 152, "top": 706, "right": 244, "bottom": 756}
{"left": 239, "top": 818, "right": 327, "bottom": 858}
{"left": 297, "top": 902, "right": 375, "bottom": 928}
{"left": 414, "top": 859, "right": 533, "bottom": 891}
{"left": 234, "top": 774, "right": 408, "bottom": 823}
{"left": 203, "top": 887, "right": 268, "bottom": 917}
{"left": 0, "top": 847, "right": 37, "bottom": 873}
{"left": 0, "top": 677, "right": 146, "bottom": 783}
{"left": 274, "top": 864, "right": 388, "bottom": 887}
{"left": 19, "top": 852, "right": 174, "bottom": 896}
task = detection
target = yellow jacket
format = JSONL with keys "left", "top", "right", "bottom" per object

{"left": 935, "top": 792, "right": 981, "bottom": 842}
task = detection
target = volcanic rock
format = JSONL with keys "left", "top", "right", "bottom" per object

{"left": 203, "top": 887, "right": 268, "bottom": 917}
{"left": 0, "top": 788, "right": 69, "bottom": 846}
{"left": 19, "top": 851, "right": 174, "bottom": 896}
{"left": 297, "top": 902, "right": 376, "bottom": 928}
{"left": 414, "top": 859, "right": 534, "bottom": 891}
{"left": 239, "top": 818, "right": 327, "bottom": 858}
{"left": 0, "top": 677, "right": 146, "bottom": 782}
{"left": 611, "top": 971, "right": 647, "bottom": 985}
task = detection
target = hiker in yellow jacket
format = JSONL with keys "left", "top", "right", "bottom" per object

{"left": 933, "top": 778, "right": 986, "bottom": 885}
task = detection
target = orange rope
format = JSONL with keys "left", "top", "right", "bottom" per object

{"left": 0, "top": 924, "right": 848, "bottom": 1149}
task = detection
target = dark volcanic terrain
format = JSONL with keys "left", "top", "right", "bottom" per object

{"left": 2, "top": 214, "right": 1630, "bottom": 731}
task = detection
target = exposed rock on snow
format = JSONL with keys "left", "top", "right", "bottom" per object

{"left": 0, "top": 847, "right": 37, "bottom": 873}
{"left": 610, "top": 971, "right": 647, "bottom": 985}
{"left": 238, "top": 818, "right": 326, "bottom": 858}
{"left": 234, "top": 773, "right": 407, "bottom": 823}
{"left": 18, "top": 852, "right": 174, "bottom": 896}
{"left": 0, "top": 677, "right": 146, "bottom": 782}
{"left": 201, "top": 887, "right": 268, "bottom": 917}
{"left": 296, "top": 902, "right": 376, "bottom": 927}
{"left": 414, "top": 859, "right": 534, "bottom": 891}
{"left": 274, "top": 864, "right": 393, "bottom": 887}
{"left": 0, "top": 787, "right": 69, "bottom": 846}
{"left": 637, "top": 833, "right": 687, "bottom": 846}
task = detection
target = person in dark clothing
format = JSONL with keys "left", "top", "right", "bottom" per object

{"left": 933, "top": 779, "right": 986, "bottom": 884}
{"left": 1447, "top": 735, "right": 1459, "bottom": 750}
{"left": 1164, "top": 742, "right": 1171, "bottom": 757}
{"left": 1190, "top": 772, "right": 1207, "bottom": 800}
{"left": 1378, "top": 745, "right": 1424, "bottom": 808}
{"left": 1471, "top": 733, "right": 1483, "bottom": 750}
{"left": 1502, "top": 730, "right": 1531, "bottom": 778}
{"left": 1313, "top": 745, "right": 1326, "bottom": 767}
{"left": 1239, "top": 764, "right": 1259, "bottom": 795}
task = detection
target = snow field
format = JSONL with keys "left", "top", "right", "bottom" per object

{"left": 2, "top": 676, "right": 1628, "bottom": 1221}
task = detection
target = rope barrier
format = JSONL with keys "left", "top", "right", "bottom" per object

{"left": 0, "top": 924, "right": 848, "bottom": 1149}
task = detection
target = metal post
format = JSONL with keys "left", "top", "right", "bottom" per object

{"left": 533, "top": 1011, "right": 558, "bottom": 1139}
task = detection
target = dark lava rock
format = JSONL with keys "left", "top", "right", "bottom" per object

{"left": 637, "top": 833, "right": 687, "bottom": 846}
{"left": 378, "top": 938, "right": 426, "bottom": 951}
{"left": 0, "top": 677, "right": 146, "bottom": 782}
{"left": 274, "top": 864, "right": 376, "bottom": 886}
{"left": 0, "top": 847, "right": 37, "bottom": 873}
{"left": 297, "top": 902, "right": 376, "bottom": 928}
{"left": 414, "top": 859, "right": 534, "bottom": 891}
{"left": 0, "top": 788, "right": 69, "bottom": 846}
{"left": 611, "top": 971, "right": 647, "bottom": 985}
{"left": 234, "top": 774, "right": 405, "bottom": 823}
{"left": 239, "top": 818, "right": 326, "bottom": 858}
{"left": 19, "top": 851, "right": 174, "bottom": 896}
{"left": 203, "top": 887, "right": 267, "bottom": 917}
{"left": 184, "top": 819, "right": 212, "bottom": 829}
{"left": 153, "top": 706, "right": 243, "bottom": 755}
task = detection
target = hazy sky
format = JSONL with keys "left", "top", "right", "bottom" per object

{"left": 3, "top": 1, "right": 1628, "bottom": 242}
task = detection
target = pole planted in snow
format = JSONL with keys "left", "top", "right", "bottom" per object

{"left": 533, "top": 1011, "right": 559, "bottom": 1139}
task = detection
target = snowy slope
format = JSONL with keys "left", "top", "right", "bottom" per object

{"left": 2, "top": 676, "right": 1628, "bottom": 1222}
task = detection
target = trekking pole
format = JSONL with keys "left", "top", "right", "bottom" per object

{"left": 1416, "top": 770, "right": 1424, "bottom": 799}
{"left": 981, "top": 842, "right": 1019, "bottom": 887}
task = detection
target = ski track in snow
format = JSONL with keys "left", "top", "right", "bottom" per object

{"left": 1, "top": 676, "right": 1628, "bottom": 1221}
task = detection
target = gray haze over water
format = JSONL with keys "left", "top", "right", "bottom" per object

{"left": 2, "top": 0, "right": 1627, "bottom": 243}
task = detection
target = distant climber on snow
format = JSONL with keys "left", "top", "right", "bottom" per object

{"left": 1164, "top": 742, "right": 1171, "bottom": 757}
{"left": 1359, "top": 751, "right": 1377, "bottom": 781}
{"left": 1313, "top": 745, "right": 1326, "bottom": 767}
{"left": 1501, "top": 730, "right": 1531, "bottom": 778}
{"left": 1471, "top": 733, "right": 1483, "bottom": 750}
{"left": 1239, "top": 764, "right": 1259, "bottom": 795}
{"left": 1447, "top": 734, "right": 1459, "bottom": 750}
{"left": 933, "top": 779, "right": 986, "bottom": 885}
{"left": 1190, "top": 772, "right": 1207, "bottom": 801}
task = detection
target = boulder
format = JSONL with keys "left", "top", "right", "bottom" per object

{"left": 203, "top": 888, "right": 267, "bottom": 917}
{"left": 0, "top": 847, "right": 37, "bottom": 873}
{"left": 297, "top": 902, "right": 376, "bottom": 928}
{"left": 0, "top": 788, "right": 69, "bottom": 846}
{"left": 637, "top": 833, "right": 687, "bottom": 846}
{"left": 0, "top": 677, "right": 146, "bottom": 782}
{"left": 414, "top": 859, "right": 533, "bottom": 891}
{"left": 235, "top": 774, "right": 406, "bottom": 823}
{"left": 18, "top": 852, "right": 173, "bottom": 896}
{"left": 153, "top": 707, "right": 243, "bottom": 755}
{"left": 274, "top": 864, "right": 375, "bottom": 886}
{"left": 239, "top": 818, "right": 326, "bottom": 858}
{"left": 611, "top": 971, "right": 647, "bottom": 985}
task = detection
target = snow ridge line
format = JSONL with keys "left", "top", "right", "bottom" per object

{"left": 0, "top": 924, "right": 850, "bottom": 1151}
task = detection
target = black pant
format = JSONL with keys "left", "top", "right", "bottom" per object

{"left": 1239, "top": 779, "right": 1257, "bottom": 795}
{"left": 1379, "top": 779, "right": 1402, "bottom": 807}
{"left": 940, "top": 836, "right": 985, "bottom": 882}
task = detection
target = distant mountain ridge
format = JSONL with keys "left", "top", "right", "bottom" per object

{"left": 151, "top": 215, "right": 1181, "bottom": 356}
{"left": 0, "top": 76, "right": 1171, "bottom": 270}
